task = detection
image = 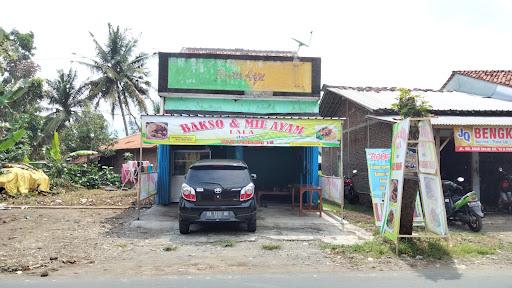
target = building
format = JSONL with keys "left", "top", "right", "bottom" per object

{"left": 320, "top": 85, "right": 512, "bottom": 208}
{"left": 100, "top": 133, "right": 157, "bottom": 174}
{"left": 150, "top": 49, "right": 342, "bottom": 204}
{"left": 442, "top": 70, "right": 512, "bottom": 101}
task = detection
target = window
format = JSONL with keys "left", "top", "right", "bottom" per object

{"left": 172, "top": 151, "right": 210, "bottom": 176}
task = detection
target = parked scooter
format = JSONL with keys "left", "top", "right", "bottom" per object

{"left": 442, "top": 177, "right": 484, "bottom": 232}
{"left": 344, "top": 170, "right": 359, "bottom": 204}
{"left": 498, "top": 167, "right": 512, "bottom": 214}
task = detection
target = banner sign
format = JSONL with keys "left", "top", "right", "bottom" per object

{"left": 169, "top": 58, "right": 312, "bottom": 93}
{"left": 454, "top": 126, "right": 512, "bottom": 152}
{"left": 140, "top": 172, "right": 157, "bottom": 201}
{"left": 319, "top": 175, "right": 343, "bottom": 204}
{"left": 366, "top": 149, "right": 391, "bottom": 226}
{"left": 158, "top": 53, "right": 321, "bottom": 96}
{"left": 141, "top": 115, "right": 342, "bottom": 147}
{"left": 381, "top": 119, "right": 410, "bottom": 241}
{"left": 418, "top": 120, "right": 448, "bottom": 236}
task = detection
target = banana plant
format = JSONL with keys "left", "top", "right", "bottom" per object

{"left": 0, "top": 129, "right": 26, "bottom": 152}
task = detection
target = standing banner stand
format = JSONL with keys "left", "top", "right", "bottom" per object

{"left": 380, "top": 118, "right": 448, "bottom": 254}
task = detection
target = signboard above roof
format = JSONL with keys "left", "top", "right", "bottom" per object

{"left": 158, "top": 52, "right": 321, "bottom": 97}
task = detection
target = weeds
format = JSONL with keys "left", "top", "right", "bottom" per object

{"left": 262, "top": 243, "right": 281, "bottom": 251}
{"left": 114, "top": 242, "right": 128, "bottom": 249}
{"left": 215, "top": 240, "right": 235, "bottom": 248}
{"left": 320, "top": 236, "right": 502, "bottom": 260}
{"left": 163, "top": 245, "right": 178, "bottom": 252}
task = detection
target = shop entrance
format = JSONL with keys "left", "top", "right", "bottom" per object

{"left": 170, "top": 149, "right": 210, "bottom": 202}
{"left": 480, "top": 153, "right": 512, "bottom": 208}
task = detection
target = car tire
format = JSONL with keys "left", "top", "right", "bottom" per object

{"left": 247, "top": 216, "right": 257, "bottom": 232}
{"left": 179, "top": 220, "right": 190, "bottom": 234}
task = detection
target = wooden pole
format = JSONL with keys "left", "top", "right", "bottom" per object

{"left": 340, "top": 120, "right": 344, "bottom": 229}
{"left": 137, "top": 118, "right": 143, "bottom": 220}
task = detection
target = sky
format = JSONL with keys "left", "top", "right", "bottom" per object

{"left": 3, "top": 0, "right": 512, "bottom": 135}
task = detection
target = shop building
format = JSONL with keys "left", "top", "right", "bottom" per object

{"left": 320, "top": 85, "right": 512, "bottom": 208}
{"left": 150, "top": 49, "right": 342, "bottom": 205}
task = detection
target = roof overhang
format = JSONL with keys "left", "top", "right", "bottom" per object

{"left": 367, "top": 115, "right": 512, "bottom": 127}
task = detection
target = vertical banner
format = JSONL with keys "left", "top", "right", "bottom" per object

{"left": 381, "top": 119, "right": 410, "bottom": 241}
{"left": 418, "top": 120, "right": 448, "bottom": 236}
{"left": 365, "top": 149, "right": 391, "bottom": 226}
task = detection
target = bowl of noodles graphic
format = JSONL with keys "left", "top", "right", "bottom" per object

{"left": 316, "top": 126, "right": 337, "bottom": 141}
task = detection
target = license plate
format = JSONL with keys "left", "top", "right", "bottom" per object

{"left": 203, "top": 211, "right": 232, "bottom": 220}
{"left": 468, "top": 202, "right": 480, "bottom": 207}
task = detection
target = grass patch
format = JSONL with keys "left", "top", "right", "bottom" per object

{"left": 450, "top": 243, "right": 496, "bottom": 257}
{"left": 323, "top": 200, "right": 376, "bottom": 231}
{"left": 114, "top": 242, "right": 128, "bottom": 249}
{"left": 215, "top": 240, "right": 236, "bottom": 248}
{"left": 320, "top": 240, "right": 392, "bottom": 258}
{"left": 163, "top": 245, "right": 178, "bottom": 252}
{"left": 321, "top": 236, "right": 502, "bottom": 260}
{"left": 261, "top": 243, "right": 281, "bottom": 251}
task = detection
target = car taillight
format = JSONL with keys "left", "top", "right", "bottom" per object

{"left": 240, "top": 183, "right": 255, "bottom": 201}
{"left": 181, "top": 183, "right": 196, "bottom": 201}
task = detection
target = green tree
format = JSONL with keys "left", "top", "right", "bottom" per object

{"left": 0, "top": 27, "right": 44, "bottom": 161}
{"left": 391, "top": 88, "right": 432, "bottom": 118}
{"left": 60, "top": 103, "right": 116, "bottom": 154}
{"left": 80, "top": 24, "right": 151, "bottom": 136}
{"left": 44, "top": 69, "right": 87, "bottom": 134}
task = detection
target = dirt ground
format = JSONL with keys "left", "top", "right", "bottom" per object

{"left": 0, "top": 206, "right": 511, "bottom": 278}
{"left": 0, "top": 187, "right": 148, "bottom": 207}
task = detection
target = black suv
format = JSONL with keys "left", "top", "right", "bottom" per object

{"left": 178, "top": 159, "right": 257, "bottom": 234}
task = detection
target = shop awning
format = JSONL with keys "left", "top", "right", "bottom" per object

{"left": 141, "top": 114, "right": 344, "bottom": 147}
{"left": 367, "top": 115, "right": 512, "bottom": 127}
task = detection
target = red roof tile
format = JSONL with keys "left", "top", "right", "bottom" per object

{"left": 442, "top": 70, "right": 512, "bottom": 89}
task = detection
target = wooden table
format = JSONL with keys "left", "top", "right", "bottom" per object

{"left": 291, "top": 185, "right": 323, "bottom": 217}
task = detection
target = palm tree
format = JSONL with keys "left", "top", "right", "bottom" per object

{"left": 80, "top": 24, "right": 151, "bottom": 136}
{"left": 44, "top": 68, "right": 87, "bottom": 134}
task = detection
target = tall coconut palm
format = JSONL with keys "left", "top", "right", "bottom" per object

{"left": 44, "top": 68, "right": 87, "bottom": 134}
{"left": 80, "top": 24, "right": 151, "bottom": 136}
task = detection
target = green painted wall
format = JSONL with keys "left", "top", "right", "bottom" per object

{"left": 164, "top": 97, "right": 318, "bottom": 114}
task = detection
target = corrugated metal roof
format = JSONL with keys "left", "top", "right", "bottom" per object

{"left": 145, "top": 113, "right": 345, "bottom": 120}
{"left": 367, "top": 115, "right": 512, "bottom": 126}
{"left": 180, "top": 47, "right": 296, "bottom": 57}
{"left": 326, "top": 86, "right": 512, "bottom": 112}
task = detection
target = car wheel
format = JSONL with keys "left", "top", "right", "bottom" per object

{"left": 247, "top": 217, "right": 257, "bottom": 232}
{"left": 179, "top": 220, "right": 190, "bottom": 234}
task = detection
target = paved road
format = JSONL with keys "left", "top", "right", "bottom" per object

{"left": 2, "top": 270, "right": 511, "bottom": 288}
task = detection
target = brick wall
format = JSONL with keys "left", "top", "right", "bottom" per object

{"left": 321, "top": 97, "right": 392, "bottom": 203}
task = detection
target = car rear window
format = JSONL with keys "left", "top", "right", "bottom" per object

{"left": 187, "top": 165, "right": 251, "bottom": 187}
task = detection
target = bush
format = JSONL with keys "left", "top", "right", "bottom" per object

{"left": 44, "top": 163, "right": 120, "bottom": 189}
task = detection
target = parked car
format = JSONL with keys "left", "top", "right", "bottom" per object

{"left": 178, "top": 159, "right": 257, "bottom": 234}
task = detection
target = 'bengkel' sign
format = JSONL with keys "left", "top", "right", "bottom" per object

{"left": 454, "top": 126, "right": 512, "bottom": 152}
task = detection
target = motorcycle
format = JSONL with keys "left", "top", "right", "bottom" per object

{"left": 442, "top": 177, "right": 484, "bottom": 232}
{"left": 344, "top": 170, "right": 359, "bottom": 204}
{"left": 498, "top": 167, "right": 512, "bottom": 214}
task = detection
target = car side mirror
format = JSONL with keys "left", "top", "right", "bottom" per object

{"left": 251, "top": 174, "right": 257, "bottom": 180}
